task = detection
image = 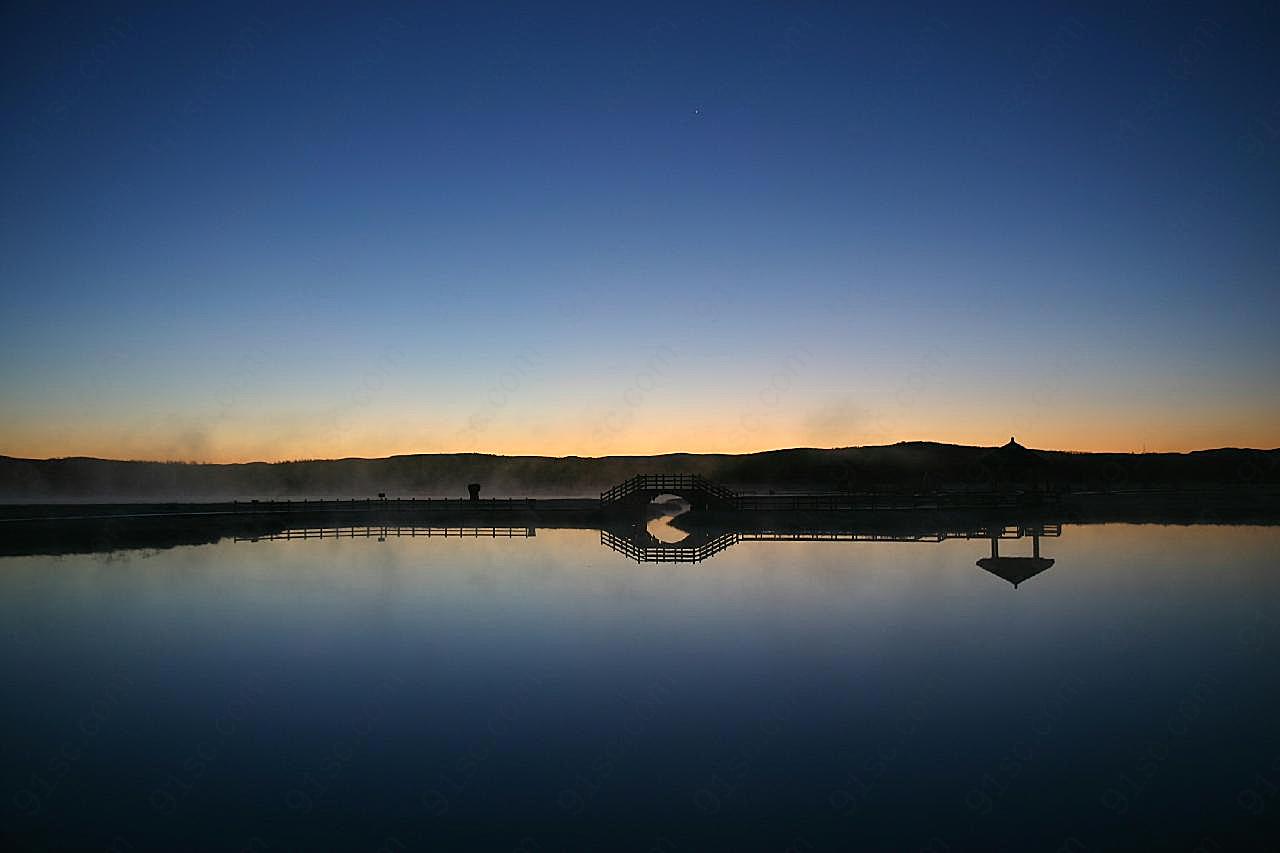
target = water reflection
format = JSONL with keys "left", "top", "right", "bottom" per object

{"left": 234, "top": 524, "right": 537, "bottom": 542}
{"left": 2, "top": 525, "right": 1278, "bottom": 850}
{"left": 645, "top": 495, "right": 692, "bottom": 543}
{"left": 602, "top": 521, "right": 1061, "bottom": 576}
{"left": 977, "top": 528, "right": 1055, "bottom": 587}
{"left": 234, "top": 519, "right": 1065, "bottom": 586}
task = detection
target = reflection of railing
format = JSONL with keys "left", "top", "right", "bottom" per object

{"left": 235, "top": 525, "right": 536, "bottom": 542}
{"left": 601, "top": 524, "right": 1061, "bottom": 563}
{"left": 600, "top": 474, "right": 739, "bottom": 507}
{"left": 740, "top": 523, "right": 1062, "bottom": 543}
{"left": 235, "top": 522, "right": 1061, "bottom": 564}
{"left": 600, "top": 529, "right": 740, "bottom": 563}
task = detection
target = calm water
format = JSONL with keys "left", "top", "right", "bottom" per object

{"left": 3, "top": 525, "right": 1279, "bottom": 851}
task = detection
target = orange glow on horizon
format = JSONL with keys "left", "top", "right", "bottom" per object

{"left": 3, "top": 416, "right": 1277, "bottom": 463}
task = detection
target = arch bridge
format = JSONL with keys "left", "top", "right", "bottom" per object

{"left": 600, "top": 474, "right": 739, "bottom": 512}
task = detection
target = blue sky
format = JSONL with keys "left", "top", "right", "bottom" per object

{"left": 2, "top": 1, "right": 1278, "bottom": 459}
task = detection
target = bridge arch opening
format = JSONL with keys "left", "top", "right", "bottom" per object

{"left": 646, "top": 494, "right": 690, "bottom": 543}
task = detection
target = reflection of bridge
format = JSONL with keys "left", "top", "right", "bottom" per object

{"left": 601, "top": 523, "right": 1062, "bottom": 564}
{"left": 234, "top": 525, "right": 536, "bottom": 542}
{"left": 230, "top": 521, "right": 1063, "bottom": 586}
{"left": 600, "top": 529, "right": 741, "bottom": 563}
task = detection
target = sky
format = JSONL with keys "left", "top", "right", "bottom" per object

{"left": 2, "top": 1, "right": 1278, "bottom": 461}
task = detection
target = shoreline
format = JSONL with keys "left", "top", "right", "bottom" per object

{"left": 2, "top": 486, "right": 1277, "bottom": 557}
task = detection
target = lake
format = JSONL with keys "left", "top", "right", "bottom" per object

{"left": 3, "top": 523, "right": 1278, "bottom": 851}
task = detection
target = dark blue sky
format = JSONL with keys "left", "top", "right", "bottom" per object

{"left": 2, "top": 1, "right": 1278, "bottom": 459}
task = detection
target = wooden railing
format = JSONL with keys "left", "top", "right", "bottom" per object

{"left": 600, "top": 474, "right": 739, "bottom": 506}
{"left": 599, "top": 475, "right": 1065, "bottom": 512}
{"left": 231, "top": 497, "right": 535, "bottom": 512}
{"left": 734, "top": 491, "right": 1062, "bottom": 511}
{"left": 235, "top": 525, "right": 536, "bottom": 542}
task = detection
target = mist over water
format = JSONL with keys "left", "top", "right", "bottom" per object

{"left": 3, "top": 524, "right": 1277, "bottom": 850}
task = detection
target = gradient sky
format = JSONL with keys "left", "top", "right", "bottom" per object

{"left": 2, "top": 1, "right": 1278, "bottom": 461}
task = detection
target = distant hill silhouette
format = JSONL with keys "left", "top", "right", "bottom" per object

{"left": 2, "top": 442, "right": 1277, "bottom": 502}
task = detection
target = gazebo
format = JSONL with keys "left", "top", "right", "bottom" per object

{"left": 982, "top": 436, "right": 1049, "bottom": 494}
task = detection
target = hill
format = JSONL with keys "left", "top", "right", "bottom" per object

{"left": 2, "top": 442, "right": 1277, "bottom": 502}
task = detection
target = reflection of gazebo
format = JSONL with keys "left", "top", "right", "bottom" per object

{"left": 982, "top": 437, "right": 1049, "bottom": 493}
{"left": 977, "top": 533, "right": 1054, "bottom": 588}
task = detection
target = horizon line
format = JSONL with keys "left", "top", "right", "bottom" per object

{"left": 4, "top": 440, "right": 1279, "bottom": 467}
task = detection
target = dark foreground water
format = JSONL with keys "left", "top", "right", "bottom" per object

{"left": 3, "top": 525, "right": 1279, "bottom": 851}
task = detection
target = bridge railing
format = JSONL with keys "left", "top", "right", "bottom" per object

{"left": 600, "top": 474, "right": 739, "bottom": 505}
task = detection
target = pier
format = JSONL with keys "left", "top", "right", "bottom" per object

{"left": 599, "top": 473, "right": 1060, "bottom": 514}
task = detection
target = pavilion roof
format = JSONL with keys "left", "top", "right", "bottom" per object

{"left": 977, "top": 556, "right": 1055, "bottom": 587}
{"left": 982, "top": 436, "right": 1047, "bottom": 469}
